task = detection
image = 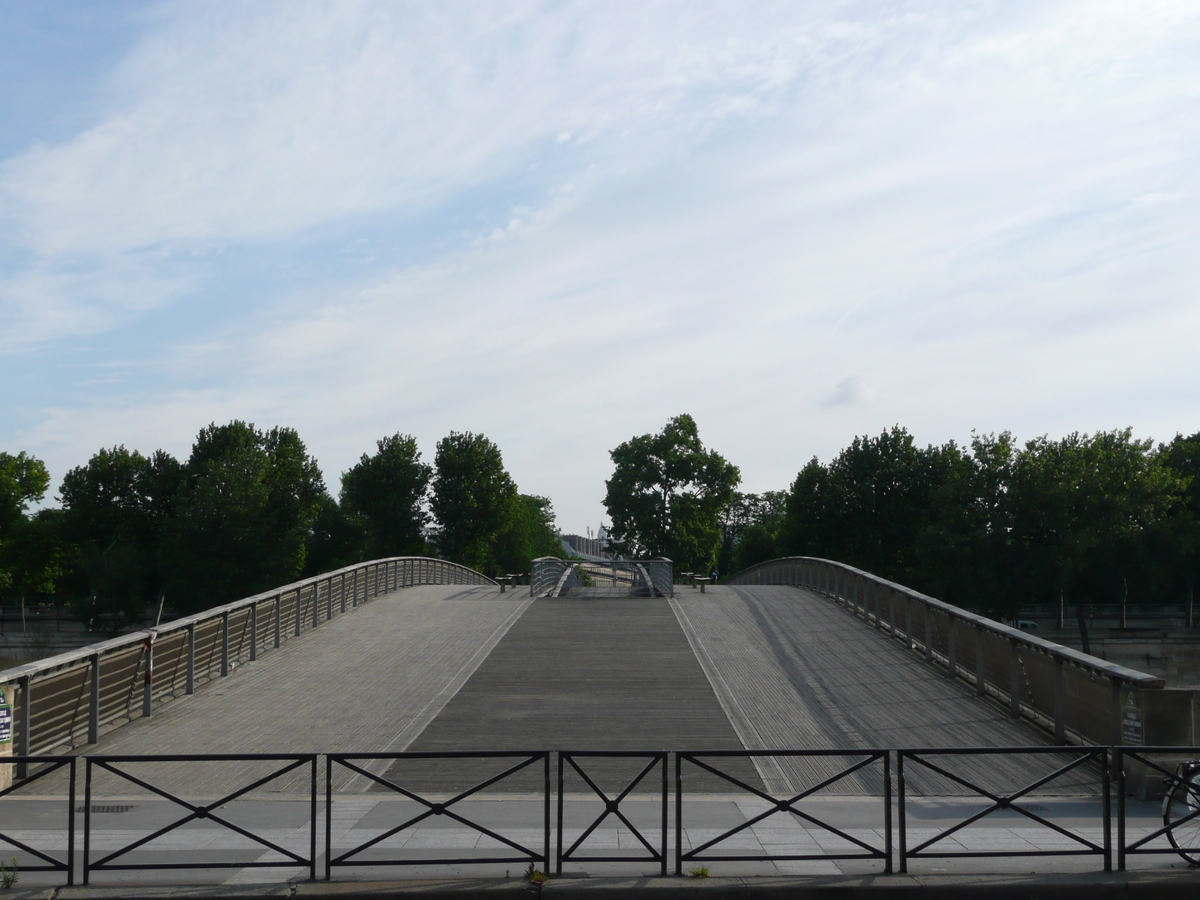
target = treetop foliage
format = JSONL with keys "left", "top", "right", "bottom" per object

{"left": 604, "top": 414, "right": 739, "bottom": 570}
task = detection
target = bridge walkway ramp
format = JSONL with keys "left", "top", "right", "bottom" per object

{"left": 672, "top": 585, "right": 1091, "bottom": 795}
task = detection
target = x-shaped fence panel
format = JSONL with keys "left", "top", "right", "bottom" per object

{"left": 676, "top": 750, "right": 892, "bottom": 874}
{"left": 1116, "top": 746, "right": 1200, "bottom": 869}
{"left": 326, "top": 752, "right": 550, "bottom": 878}
{"left": 556, "top": 751, "right": 668, "bottom": 875}
{"left": 83, "top": 754, "right": 317, "bottom": 883}
{"left": 0, "top": 756, "right": 75, "bottom": 884}
{"left": 897, "top": 747, "right": 1110, "bottom": 873}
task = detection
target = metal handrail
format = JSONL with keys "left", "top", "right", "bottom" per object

{"left": 1, "top": 557, "right": 495, "bottom": 759}
{"left": 725, "top": 557, "right": 1164, "bottom": 746}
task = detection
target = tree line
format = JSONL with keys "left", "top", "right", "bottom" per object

{"left": 599, "top": 415, "right": 1200, "bottom": 621}
{"left": 0, "top": 422, "right": 563, "bottom": 629}
{"left": 724, "top": 427, "right": 1200, "bottom": 620}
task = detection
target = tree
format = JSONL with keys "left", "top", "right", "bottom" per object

{"left": 304, "top": 493, "right": 367, "bottom": 576}
{"left": 493, "top": 494, "right": 566, "bottom": 575}
{"left": 722, "top": 491, "right": 788, "bottom": 574}
{"left": 340, "top": 433, "right": 431, "bottom": 559}
{"left": 603, "top": 414, "right": 740, "bottom": 571}
{"left": 59, "top": 446, "right": 182, "bottom": 627}
{"left": 0, "top": 451, "right": 60, "bottom": 628}
{"left": 430, "top": 432, "right": 517, "bottom": 574}
{"left": 163, "top": 422, "right": 325, "bottom": 613}
{"left": 0, "top": 451, "right": 50, "bottom": 547}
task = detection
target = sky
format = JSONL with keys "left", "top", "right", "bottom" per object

{"left": 2, "top": 1, "right": 1198, "bottom": 535}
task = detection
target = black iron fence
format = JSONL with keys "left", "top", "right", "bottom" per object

{"left": 82, "top": 753, "right": 318, "bottom": 884}
{"left": 326, "top": 751, "right": 550, "bottom": 878}
{"left": 897, "top": 746, "right": 1111, "bottom": 872}
{"left": 2, "top": 746, "right": 1198, "bottom": 885}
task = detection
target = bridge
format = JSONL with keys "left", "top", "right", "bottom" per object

{"left": 0, "top": 555, "right": 1196, "bottom": 891}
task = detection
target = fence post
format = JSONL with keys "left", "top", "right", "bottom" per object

{"left": 946, "top": 617, "right": 957, "bottom": 679}
{"left": 924, "top": 610, "right": 933, "bottom": 664}
{"left": 1111, "top": 678, "right": 1123, "bottom": 745}
{"left": 221, "top": 612, "right": 230, "bottom": 677}
{"left": 142, "top": 634, "right": 154, "bottom": 717}
{"left": 18, "top": 674, "right": 31, "bottom": 777}
{"left": 295, "top": 590, "right": 302, "bottom": 637}
{"left": 1053, "top": 656, "right": 1066, "bottom": 744}
{"left": 274, "top": 595, "right": 282, "bottom": 648}
{"left": 340, "top": 575, "right": 347, "bottom": 613}
{"left": 312, "top": 583, "right": 320, "bottom": 628}
{"left": 250, "top": 602, "right": 258, "bottom": 662}
{"left": 975, "top": 624, "right": 986, "bottom": 697}
{"left": 186, "top": 625, "right": 195, "bottom": 694}
{"left": 327, "top": 579, "right": 334, "bottom": 620}
{"left": 1009, "top": 638, "right": 1021, "bottom": 717}
{"left": 906, "top": 601, "right": 913, "bottom": 650}
{"left": 89, "top": 654, "right": 100, "bottom": 743}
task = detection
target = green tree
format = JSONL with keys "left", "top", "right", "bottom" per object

{"left": 59, "top": 446, "right": 183, "bottom": 627}
{"left": 603, "top": 414, "right": 740, "bottom": 571}
{"left": 163, "top": 422, "right": 325, "bottom": 613}
{"left": 304, "top": 493, "right": 367, "bottom": 575}
{"left": 0, "top": 451, "right": 61, "bottom": 628}
{"left": 0, "top": 451, "right": 50, "bottom": 548}
{"left": 340, "top": 433, "right": 431, "bottom": 559}
{"left": 722, "top": 490, "right": 788, "bottom": 574}
{"left": 1007, "top": 429, "right": 1186, "bottom": 620}
{"left": 430, "top": 431, "right": 517, "bottom": 574}
{"left": 493, "top": 494, "right": 566, "bottom": 575}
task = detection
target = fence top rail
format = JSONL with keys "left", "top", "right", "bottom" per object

{"left": 0, "top": 556, "right": 494, "bottom": 687}
{"left": 728, "top": 556, "right": 1165, "bottom": 690}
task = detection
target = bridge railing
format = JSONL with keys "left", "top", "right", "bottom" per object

{"left": 0, "top": 558, "right": 495, "bottom": 764}
{"left": 724, "top": 557, "right": 1164, "bottom": 747}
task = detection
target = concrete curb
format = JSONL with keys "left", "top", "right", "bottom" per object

{"left": 18, "top": 873, "right": 1200, "bottom": 900}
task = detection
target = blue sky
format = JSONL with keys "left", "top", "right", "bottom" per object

{"left": 2, "top": 1, "right": 1199, "bottom": 534}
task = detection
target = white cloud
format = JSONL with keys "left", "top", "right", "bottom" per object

{"left": 4, "top": 0, "right": 1200, "bottom": 531}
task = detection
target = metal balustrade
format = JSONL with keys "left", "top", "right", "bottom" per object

{"left": 530, "top": 557, "right": 674, "bottom": 598}
{"left": 0, "top": 558, "right": 495, "bottom": 763}
{"left": 5, "top": 746, "right": 1193, "bottom": 885}
{"left": 725, "top": 558, "right": 1165, "bottom": 747}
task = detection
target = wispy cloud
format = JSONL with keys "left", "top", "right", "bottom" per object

{"left": 3, "top": 0, "right": 1200, "bottom": 529}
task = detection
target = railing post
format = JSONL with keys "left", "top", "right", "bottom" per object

{"left": 186, "top": 625, "right": 195, "bottom": 694}
{"left": 340, "top": 575, "right": 347, "bottom": 613}
{"left": 221, "top": 612, "right": 230, "bottom": 677}
{"left": 1053, "top": 656, "right": 1066, "bottom": 744}
{"left": 312, "top": 583, "right": 320, "bottom": 628}
{"left": 327, "top": 578, "right": 334, "bottom": 620}
{"left": 906, "top": 601, "right": 913, "bottom": 650}
{"left": 1009, "top": 638, "right": 1021, "bottom": 717}
{"left": 1111, "top": 678, "right": 1123, "bottom": 745}
{"left": 89, "top": 653, "right": 100, "bottom": 743}
{"left": 17, "top": 675, "right": 31, "bottom": 779}
{"left": 975, "top": 623, "right": 986, "bottom": 697}
{"left": 295, "top": 590, "right": 302, "bottom": 637}
{"left": 888, "top": 592, "right": 895, "bottom": 637}
{"left": 142, "top": 634, "right": 154, "bottom": 718}
{"left": 946, "top": 617, "right": 956, "bottom": 678}
{"left": 924, "top": 609, "right": 933, "bottom": 664}
{"left": 250, "top": 601, "right": 258, "bottom": 662}
{"left": 274, "top": 594, "right": 282, "bottom": 648}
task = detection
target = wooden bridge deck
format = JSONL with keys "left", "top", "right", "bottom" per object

{"left": 25, "top": 583, "right": 1084, "bottom": 798}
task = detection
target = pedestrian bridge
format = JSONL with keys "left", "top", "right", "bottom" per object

{"left": 2, "top": 555, "right": 1170, "bottom": 798}
{"left": 5, "top": 556, "right": 1197, "bottom": 886}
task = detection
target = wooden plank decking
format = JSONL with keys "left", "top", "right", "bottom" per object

{"left": 18, "top": 581, "right": 1089, "bottom": 801}
{"left": 672, "top": 585, "right": 1091, "bottom": 795}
